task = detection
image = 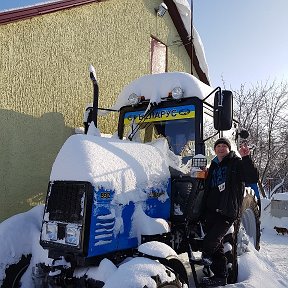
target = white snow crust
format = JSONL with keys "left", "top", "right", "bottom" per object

{"left": 138, "top": 241, "right": 177, "bottom": 259}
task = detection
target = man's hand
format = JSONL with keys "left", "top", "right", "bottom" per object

{"left": 239, "top": 142, "right": 250, "bottom": 157}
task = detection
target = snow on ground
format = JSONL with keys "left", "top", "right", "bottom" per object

{"left": 0, "top": 193, "right": 288, "bottom": 287}
{"left": 228, "top": 195, "right": 288, "bottom": 287}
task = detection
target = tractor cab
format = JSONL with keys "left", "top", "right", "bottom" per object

{"left": 85, "top": 71, "right": 234, "bottom": 166}
{"left": 117, "top": 97, "right": 201, "bottom": 158}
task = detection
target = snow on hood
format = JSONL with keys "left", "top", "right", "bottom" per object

{"left": 50, "top": 134, "right": 181, "bottom": 205}
{"left": 110, "top": 72, "right": 213, "bottom": 111}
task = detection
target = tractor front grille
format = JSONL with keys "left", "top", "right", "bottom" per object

{"left": 46, "top": 181, "right": 91, "bottom": 223}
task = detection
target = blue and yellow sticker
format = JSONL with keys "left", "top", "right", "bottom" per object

{"left": 124, "top": 105, "right": 195, "bottom": 124}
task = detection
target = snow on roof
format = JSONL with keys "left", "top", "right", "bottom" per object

{"left": 110, "top": 72, "right": 213, "bottom": 111}
{"left": 50, "top": 134, "right": 177, "bottom": 205}
{"left": 173, "top": 0, "right": 210, "bottom": 80}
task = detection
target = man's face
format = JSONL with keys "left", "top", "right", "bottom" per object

{"left": 214, "top": 143, "right": 230, "bottom": 160}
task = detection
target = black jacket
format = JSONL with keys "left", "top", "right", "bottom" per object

{"left": 202, "top": 151, "right": 259, "bottom": 220}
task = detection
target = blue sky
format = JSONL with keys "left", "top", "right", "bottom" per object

{"left": 194, "top": 0, "right": 288, "bottom": 88}
{"left": 1, "top": 0, "right": 288, "bottom": 89}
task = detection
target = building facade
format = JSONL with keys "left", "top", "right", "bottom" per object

{"left": 0, "top": 0, "right": 209, "bottom": 221}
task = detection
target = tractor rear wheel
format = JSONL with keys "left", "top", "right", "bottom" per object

{"left": 224, "top": 187, "right": 261, "bottom": 284}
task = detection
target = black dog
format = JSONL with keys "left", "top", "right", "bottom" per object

{"left": 274, "top": 226, "right": 288, "bottom": 235}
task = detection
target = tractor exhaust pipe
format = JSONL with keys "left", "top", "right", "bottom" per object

{"left": 89, "top": 65, "right": 99, "bottom": 128}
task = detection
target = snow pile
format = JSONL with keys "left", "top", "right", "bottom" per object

{"left": 0, "top": 205, "right": 47, "bottom": 286}
{"left": 130, "top": 204, "right": 170, "bottom": 244}
{"left": 111, "top": 72, "right": 213, "bottom": 111}
{"left": 50, "top": 134, "right": 182, "bottom": 205}
{"left": 138, "top": 241, "right": 177, "bottom": 259}
{"left": 1, "top": 197, "right": 288, "bottom": 286}
{"left": 104, "top": 257, "right": 178, "bottom": 288}
{"left": 272, "top": 192, "right": 288, "bottom": 201}
{"left": 234, "top": 241, "right": 287, "bottom": 288}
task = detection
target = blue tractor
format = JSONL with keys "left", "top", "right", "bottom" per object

{"left": 2, "top": 69, "right": 261, "bottom": 288}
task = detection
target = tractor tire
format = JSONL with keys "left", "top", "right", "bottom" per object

{"left": 1, "top": 254, "right": 32, "bottom": 288}
{"left": 150, "top": 274, "right": 184, "bottom": 288}
{"left": 240, "top": 187, "right": 261, "bottom": 251}
{"left": 224, "top": 187, "right": 261, "bottom": 284}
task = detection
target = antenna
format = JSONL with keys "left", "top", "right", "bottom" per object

{"left": 191, "top": 0, "right": 194, "bottom": 75}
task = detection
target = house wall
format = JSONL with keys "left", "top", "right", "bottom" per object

{"left": 0, "top": 0, "right": 191, "bottom": 222}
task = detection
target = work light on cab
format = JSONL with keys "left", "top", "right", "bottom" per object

{"left": 170, "top": 87, "right": 184, "bottom": 100}
{"left": 128, "top": 93, "right": 146, "bottom": 106}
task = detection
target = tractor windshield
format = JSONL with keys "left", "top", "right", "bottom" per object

{"left": 122, "top": 105, "right": 195, "bottom": 157}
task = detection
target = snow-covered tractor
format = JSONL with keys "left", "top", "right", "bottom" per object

{"left": 1, "top": 69, "right": 261, "bottom": 288}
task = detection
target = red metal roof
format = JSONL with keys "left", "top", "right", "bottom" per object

{"left": 0, "top": 0, "right": 101, "bottom": 24}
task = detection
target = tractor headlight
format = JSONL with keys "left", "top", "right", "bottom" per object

{"left": 65, "top": 224, "right": 81, "bottom": 246}
{"left": 46, "top": 222, "right": 58, "bottom": 241}
{"left": 171, "top": 87, "right": 184, "bottom": 100}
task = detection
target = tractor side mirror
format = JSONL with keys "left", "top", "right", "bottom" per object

{"left": 213, "top": 90, "right": 233, "bottom": 131}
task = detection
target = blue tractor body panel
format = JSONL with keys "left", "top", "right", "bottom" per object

{"left": 87, "top": 181, "right": 171, "bottom": 258}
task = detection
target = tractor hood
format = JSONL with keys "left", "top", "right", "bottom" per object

{"left": 50, "top": 135, "right": 185, "bottom": 205}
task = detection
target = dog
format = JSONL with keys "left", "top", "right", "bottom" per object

{"left": 274, "top": 226, "right": 288, "bottom": 235}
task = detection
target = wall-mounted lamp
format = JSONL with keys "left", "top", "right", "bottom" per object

{"left": 155, "top": 2, "right": 168, "bottom": 17}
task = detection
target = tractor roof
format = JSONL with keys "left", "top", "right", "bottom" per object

{"left": 111, "top": 72, "right": 213, "bottom": 111}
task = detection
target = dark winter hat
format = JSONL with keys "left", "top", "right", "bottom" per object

{"left": 214, "top": 137, "right": 231, "bottom": 150}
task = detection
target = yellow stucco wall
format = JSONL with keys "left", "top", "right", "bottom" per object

{"left": 0, "top": 0, "right": 191, "bottom": 222}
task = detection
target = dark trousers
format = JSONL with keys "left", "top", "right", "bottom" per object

{"left": 202, "top": 211, "right": 233, "bottom": 277}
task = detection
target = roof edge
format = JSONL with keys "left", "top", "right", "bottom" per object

{"left": 0, "top": 0, "right": 103, "bottom": 25}
{"left": 164, "top": 0, "right": 209, "bottom": 85}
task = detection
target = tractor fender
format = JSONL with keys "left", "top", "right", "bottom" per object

{"left": 137, "top": 241, "right": 188, "bottom": 285}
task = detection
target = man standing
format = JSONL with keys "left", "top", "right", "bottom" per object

{"left": 200, "top": 137, "right": 259, "bottom": 287}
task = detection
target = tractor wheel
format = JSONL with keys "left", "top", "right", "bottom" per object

{"left": 239, "top": 187, "right": 261, "bottom": 251}
{"left": 224, "top": 187, "right": 261, "bottom": 284}
{"left": 151, "top": 274, "right": 184, "bottom": 288}
{"left": 1, "top": 254, "right": 32, "bottom": 288}
{"left": 148, "top": 256, "right": 188, "bottom": 288}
